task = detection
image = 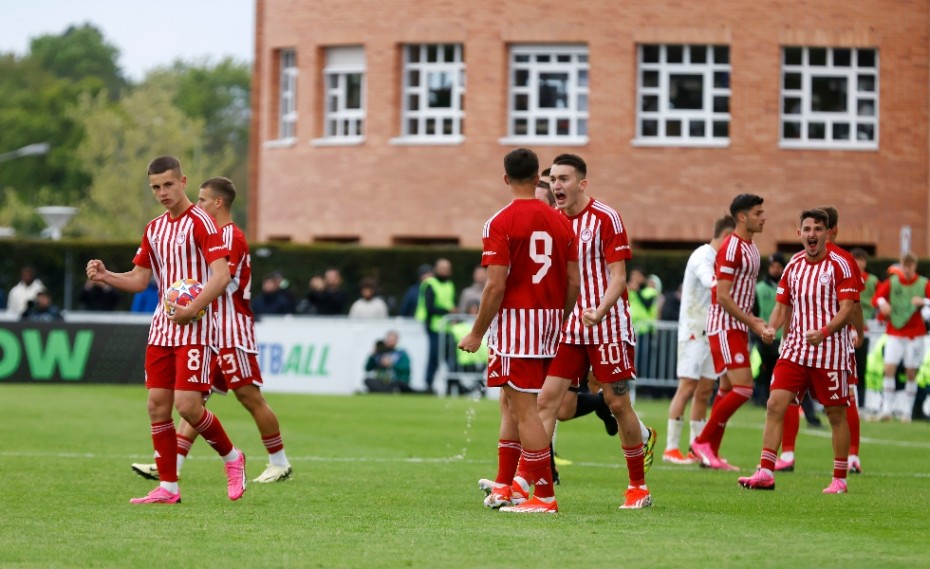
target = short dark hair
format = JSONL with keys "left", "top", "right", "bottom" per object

{"left": 729, "top": 194, "right": 764, "bottom": 217}
{"left": 800, "top": 208, "right": 829, "bottom": 226}
{"left": 201, "top": 176, "right": 237, "bottom": 207}
{"left": 816, "top": 205, "right": 838, "bottom": 229}
{"left": 713, "top": 215, "right": 736, "bottom": 238}
{"left": 147, "top": 155, "right": 182, "bottom": 177}
{"left": 504, "top": 148, "right": 539, "bottom": 182}
{"left": 768, "top": 252, "right": 787, "bottom": 266}
{"left": 552, "top": 153, "right": 587, "bottom": 179}
{"left": 850, "top": 247, "right": 869, "bottom": 261}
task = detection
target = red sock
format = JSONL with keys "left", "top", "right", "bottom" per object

{"left": 624, "top": 442, "right": 646, "bottom": 487}
{"left": 522, "top": 447, "right": 554, "bottom": 499}
{"left": 695, "top": 388, "right": 730, "bottom": 445}
{"left": 151, "top": 421, "right": 177, "bottom": 483}
{"left": 176, "top": 434, "right": 194, "bottom": 457}
{"left": 847, "top": 402, "right": 860, "bottom": 456}
{"left": 496, "top": 440, "right": 521, "bottom": 485}
{"left": 833, "top": 458, "right": 848, "bottom": 480}
{"left": 701, "top": 386, "right": 751, "bottom": 453}
{"left": 191, "top": 410, "right": 234, "bottom": 457}
{"left": 760, "top": 447, "right": 777, "bottom": 471}
{"left": 262, "top": 432, "right": 284, "bottom": 454}
{"left": 782, "top": 404, "right": 800, "bottom": 452}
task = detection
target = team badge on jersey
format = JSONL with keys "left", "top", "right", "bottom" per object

{"left": 175, "top": 231, "right": 187, "bottom": 245}
{"left": 580, "top": 228, "right": 593, "bottom": 242}
{"left": 819, "top": 271, "right": 832, "bottom": 286}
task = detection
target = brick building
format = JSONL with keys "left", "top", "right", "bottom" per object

{"left": 248, "top": 0, "right": 929, "bottom": 256}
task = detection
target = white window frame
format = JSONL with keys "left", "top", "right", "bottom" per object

{"left": 313, "top": 46, "right": 366, "bottom": 146}
{"left": 392, "top": 43, "right": 465, "bottom": 145}
{"left": 499, "top": 45, "right": 589, "bottom": 146}
{"left": 780, "top": 46, "right": 879, "bottom": 150}
{"left": 634, "top": 44, "right": 731, "bottom": 148}
{"left": 276, "top": 48, "right": 298, "bottom": 144}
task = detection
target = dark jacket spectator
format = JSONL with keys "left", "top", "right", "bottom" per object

{"left": 78, "top": 280, "right": 121, "bottom": 311}
{"left": 252, "top": 273, "right": 297, "bottom": 315}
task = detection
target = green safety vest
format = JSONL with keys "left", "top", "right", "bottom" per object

{"left": 629, "top": 287, "right": 658, "bottom": 333}
{"left": 755, "top": 279, "right": 782, "bottom": 339}
{"left": 861, "top": 273, "right": 878, "bottom": 321}
{"left": 415, "top": 277, "right": 456, "bottom": 332}
{"left": 450, "top": 320, "right": 488, "bottom": 366}
{"left": 889, "top": 275, "right": 928, "bottom": 329}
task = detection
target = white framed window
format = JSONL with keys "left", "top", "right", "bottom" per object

{"left": 395, "top": 43, "right": 465, "bottom": 144}
{"left": 780, "top": 46, "right": 878, "bottom": 150}
{"left": 276, "top": 48, "right": 298, "bottom": 142}
{"left": 315, "top": 46, "right": 365, "bottom": 145}
{"left": 635, "top": 44, "right": 731, "bottom": 147}
{"left": 500, "top": 45, "right": 589, "bottom": 146}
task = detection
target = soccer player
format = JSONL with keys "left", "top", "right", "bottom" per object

{"left": 86, "top": 156, "right": 246, "bottom": 504}
{"left": 664, "top": 214, "right": 735, "bottom": 464}
{"left": 873, "top": 252, "right": 930, "bottom": 421}
{"left": 131, "top": 177, "right": 293, "bottom": 484}
{"left": 775, "top": 206, "right": 865, "bottom": 474}
{"left": 739, "top": 208, "right": 859, "bottom": 493}
{"left": 690, "top": 194, "right": 767, "bottom": 471}
{"left": 532, "top": 153, "right": 655, "bottom": 510}
{"left": 459, "top": 147, "right": 577, "bottom": 514}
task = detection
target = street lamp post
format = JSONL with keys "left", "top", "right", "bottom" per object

{"left": 37, "top": 206, "right": 78, "bottom": 312}
{"left": 0, "top": 142, "right": 51, "bottom": 164}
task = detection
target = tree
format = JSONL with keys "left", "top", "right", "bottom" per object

{"left": 70, "top": 74, "right": 206, "bottom": 240}
{"left": 29, "top": 23, "right": 127, "bottom": 97}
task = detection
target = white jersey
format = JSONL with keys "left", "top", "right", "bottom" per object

{"left": 678, "top": 243, "right": 716, "bottom": 342}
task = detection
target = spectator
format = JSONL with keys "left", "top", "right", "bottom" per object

{"left": 399, "top": 264, "right": 432, "bottom": 317}
{"left": 131, "top": 277, "right": 161, "bottom": 314}
{"left": 363, "top": 330, "right": 413, "bottom": 393}
{"left": 7, "top": 266, "right": 45, "bottom": 316}
{"left": 349, "top": 278, "right": 389, "bottom": 318}
{"left": 252, "top": 272, "right": 297, "bottom": 315}
{"left": 660, "top": 282, "right": 682, "bottom": 322}
{"left": 300, "top": 268, "right": 348, "bottom": 315}
{"left": 416, "top": 258, "right": 456, "bottom": 393}
{"left": 457, "top": 265, "right": 487, "bottom": 313}
{"left": 628, "top": 267, "right": 659, "bottom": 377}
{"left": 78, "top": 279, "right": 122, "bottom": 311}
{"left": 21, "top": 289, "right": 63, "bottom": 321}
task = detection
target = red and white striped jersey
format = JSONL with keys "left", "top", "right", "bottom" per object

{"left": 211, "top": 223, "right": 257, "bottom": 352}
{"left": 132, "top": 205, "right": 229, "bottom": 347}
{"left": 707, "top": 233, "right": 760, "bottom": 335}
{"left": 827, "top": 242, "right": 864, "bottom": 355}
{"left": 483, "top": 198, "right": 576, "bottom": 357}
{"left": 776, "top": 250, "right": 860, "bottom": 369}
{"left": 561, "top": 198, "right": 634, "bottom": 346}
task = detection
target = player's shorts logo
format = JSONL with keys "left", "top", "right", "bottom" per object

{"left": 734, "top": 353, "right": 745, "bottom": 364}
{"left": 176, "top": 231, "right": 187, "bottom": 245}
{"left": 580, "top": 228, "right": 593, "bottom": 242}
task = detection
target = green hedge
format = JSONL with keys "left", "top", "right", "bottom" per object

{"left": 0, "top": 239, "right": 909, "bottom": 314}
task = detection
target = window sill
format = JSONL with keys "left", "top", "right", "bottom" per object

{"left": 631, "top": 138, "right": 730, "bottom": 148}
{"left": 310, "top": 136, "right": 366, "bottom": 147}
{"left": 389, "top": 135, "right": 465, "bottom": 146}
{"left": 778, "top": 141, "right": 879, "bottom": 151}
{"left": 498, "top": 136, "right": 589, "bottom": 146}
{"left": 263, "top": 138, "right": 297, "bottom": 148}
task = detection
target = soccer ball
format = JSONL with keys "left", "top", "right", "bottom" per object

{"left": 164, "top": 278, "right": 206, "bottom": 321}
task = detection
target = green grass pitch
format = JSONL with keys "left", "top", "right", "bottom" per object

{"left": 1, "top": 384, "right": 928, "bottom": 568}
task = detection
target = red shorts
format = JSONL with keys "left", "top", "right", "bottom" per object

{"left": 211, "top": 347, "right": 263, "bottom": 394}
{"left": 548, "top": 342, "right": 636, "bottom": 387}
{"left": 771, "top": 359, "right": 848, "bottom": 407}
{"left": 847, "top": 351, "right": 858, "bottom": 386}
{"left": 145, "top": 344, "right": 213, "bottom": 392}
{"left": 486, "top": 352, "right": 551, "bottom": 392}
{"left": 708, "top": 330, "right": 751, "bottom": 374}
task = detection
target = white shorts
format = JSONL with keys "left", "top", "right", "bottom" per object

{"left": 677, "top": 337, "right": 718, "bottom": 380}
{"left": 883, "top": 336, "right": 927, "bottom": 369}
